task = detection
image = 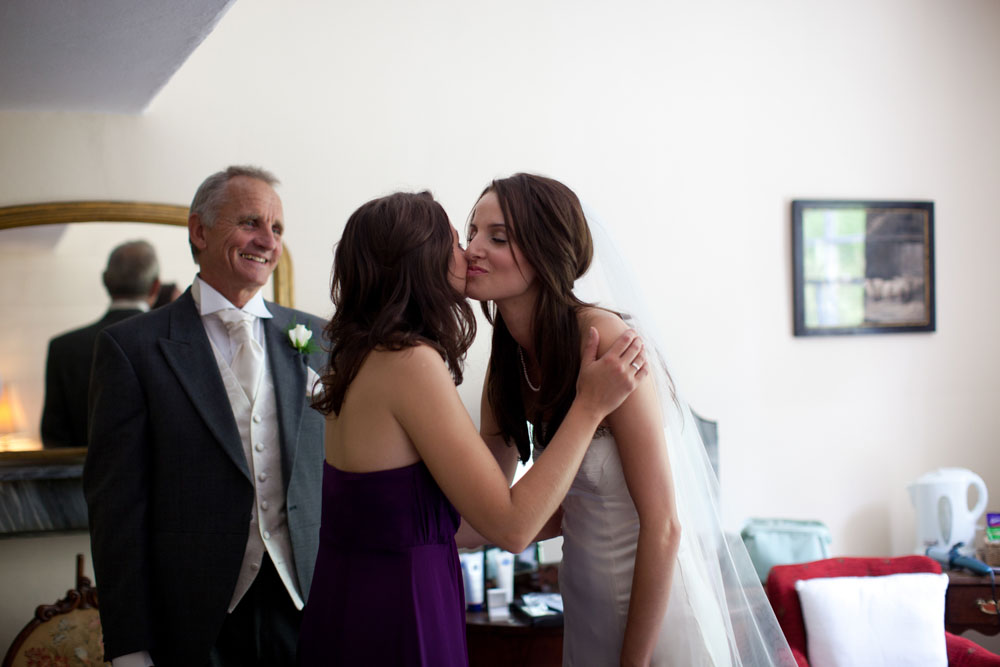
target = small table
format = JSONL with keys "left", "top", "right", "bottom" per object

{"left": 465, "top": 610, "right": 562, "bottom": 666}
{"left": 946, "top": 571, "right": 1000, "bottom": 636}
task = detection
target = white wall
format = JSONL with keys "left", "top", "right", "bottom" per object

{"left": 1, "top": 0, "right": 999, "bottom": 650}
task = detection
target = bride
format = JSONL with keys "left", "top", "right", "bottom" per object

{"left": 464, "top": 173, "right": 794, "bottom": 666}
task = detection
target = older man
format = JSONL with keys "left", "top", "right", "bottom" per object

{"left": 41, "top": 240, "right": 160, "bottom": 448}
{"left": 85, "top": 166, "right": 326, "bottom": 666}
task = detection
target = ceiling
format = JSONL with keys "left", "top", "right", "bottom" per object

{"left": 0, "top": 0, "right": 236, "bottom": 114}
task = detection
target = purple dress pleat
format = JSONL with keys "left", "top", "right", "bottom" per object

{"left": 298, "top": 461, "right": 467, "bottom": 666}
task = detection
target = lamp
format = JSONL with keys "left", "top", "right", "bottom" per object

{"left": 0, "top": 382, "right": 33, "bottom": 451}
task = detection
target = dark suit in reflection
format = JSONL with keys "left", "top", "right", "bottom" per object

{"left": 40, "top": 306, "right": 144, "bottom": 448}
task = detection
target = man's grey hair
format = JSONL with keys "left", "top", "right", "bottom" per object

{"left": 103, "top": 240, "right": 159, "bottom": 299}
{"left": 188, "top": 165, "right": 280, "bottom": 261}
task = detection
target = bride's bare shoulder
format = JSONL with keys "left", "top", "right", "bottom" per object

{"left": 577, "top": 306, "right": 627, "bottom": 333}
{"left": 577, "top": 306, "right": 630, "bottom": 353}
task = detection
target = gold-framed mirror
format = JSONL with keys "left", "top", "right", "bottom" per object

{"left": 0, "top": 201, "right": 294, "bottom": 454}
{"left": 0, "top": 201, "right": 294, "bottom": 304}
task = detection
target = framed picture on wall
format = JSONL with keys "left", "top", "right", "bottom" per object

{"left": 791, "top": 200, "right": 935, "bottom": 336}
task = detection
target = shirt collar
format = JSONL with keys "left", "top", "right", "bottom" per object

{"left": 109, "top": 298, "right": 150, "bottom": 312}
{"left": 192, "top": 275, "right": 273, "bottom": 319}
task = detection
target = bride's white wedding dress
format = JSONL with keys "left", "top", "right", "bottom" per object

{"left": 539, "top": 425, "right": 732, "bottom": 666}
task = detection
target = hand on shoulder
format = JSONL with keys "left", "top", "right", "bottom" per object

{"left": 574, "top": 321, "right": 646, "bottom": 419}
{"left": 578, "top": 307, "right": 630, "bottom": 356}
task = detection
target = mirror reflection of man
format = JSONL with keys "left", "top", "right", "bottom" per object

{"left": 84, "top": 166, "right": 326, "bottom": 667}
{"left": 40, "top": 240, "right": 160, "bottom": 448}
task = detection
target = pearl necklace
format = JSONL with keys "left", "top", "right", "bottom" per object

{"left": 518, "top": 346, "right": 541, "bottom": 392}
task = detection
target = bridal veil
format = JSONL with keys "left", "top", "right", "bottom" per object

{"left": 573, "top": 203, "right": 796, "bottom": 666}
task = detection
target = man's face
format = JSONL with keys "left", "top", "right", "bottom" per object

{"left": 189, "top": 176, "right": 284, "bottom": 307}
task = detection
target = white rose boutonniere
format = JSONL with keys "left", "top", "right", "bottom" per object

{"left": 286, "top": 321, "right": 319, "bottom": 354}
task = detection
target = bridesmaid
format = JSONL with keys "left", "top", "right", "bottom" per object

{"left": 296, "top": 191, "right": 645, "bottom": 665}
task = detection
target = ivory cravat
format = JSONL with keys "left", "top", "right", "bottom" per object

{"left": 216, "top": 309, "right": 264, "bottom": 401}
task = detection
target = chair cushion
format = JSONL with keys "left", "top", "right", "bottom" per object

{"left": 795, "top": 572, "right": 948, "bottom": 667}
{"left": 765, "top": 555, "right": 943, "bottom": 662}
{"left": 8, "top": 608, "right": 104, "bottom": 666}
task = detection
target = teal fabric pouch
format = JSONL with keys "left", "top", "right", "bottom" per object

{"left": 740, "top": 518, "right": 832, "bottom": 583}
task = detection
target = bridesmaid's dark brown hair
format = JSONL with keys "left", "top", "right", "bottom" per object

{"left": 315, "top": 191, "right": 476, "bottom": 416}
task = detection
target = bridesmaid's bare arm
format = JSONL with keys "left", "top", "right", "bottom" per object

{"left": 393, "top": 329, "right": 644, "bottom": 553}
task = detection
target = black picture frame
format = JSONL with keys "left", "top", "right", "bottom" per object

{"left": 792, "top": 200, "right": 935, "bottom": 336}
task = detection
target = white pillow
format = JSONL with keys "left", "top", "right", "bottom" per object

{"left": 795, "top": 572, "right": 948, "bottom": 667}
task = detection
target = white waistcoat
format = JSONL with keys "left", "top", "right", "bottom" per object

{"left": 210, "top": 340, "right": 304, "bottom": 612}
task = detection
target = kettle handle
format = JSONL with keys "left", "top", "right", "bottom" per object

{"left": 965, "top": 473, "right": 989, "bottom": 523}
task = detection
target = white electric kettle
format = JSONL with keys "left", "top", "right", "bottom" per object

{"left": 908, "top": 467, "right": 988, "bottom": 554}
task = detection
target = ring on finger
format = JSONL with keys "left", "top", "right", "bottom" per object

{"left": 630, "top": 361, "right": 641, "bottom": 371}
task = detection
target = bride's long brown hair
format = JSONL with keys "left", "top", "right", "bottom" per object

{"left": 314, "top": 191, "right": 476, "bottom": 416}
{"left": 475, "top": 174, "right": 595, "bottom": 462}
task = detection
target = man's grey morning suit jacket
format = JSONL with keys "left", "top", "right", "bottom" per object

{"left": 83, "top": 288, "right": 326, "bottom": 665}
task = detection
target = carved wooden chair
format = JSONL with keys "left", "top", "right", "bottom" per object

{"left": 2, "top": 553, "right": 106, "bottom": 667}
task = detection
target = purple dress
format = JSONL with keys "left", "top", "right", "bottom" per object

{"left": 298, "top": 461, "right": 467, "bottom": 666}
